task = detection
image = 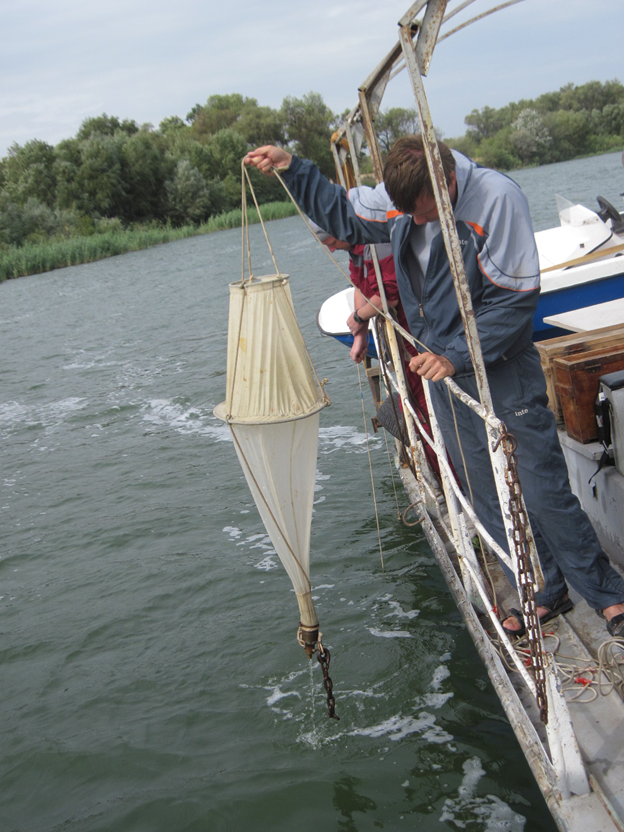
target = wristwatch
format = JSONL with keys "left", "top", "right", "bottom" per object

{"left": 353, "top": 310, "right": 365, "bottom": 325}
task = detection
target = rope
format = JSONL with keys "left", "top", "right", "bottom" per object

{"left": 241, "top": 160, "right": 280, "bottom": 278}
{"left": 382, "top": 427, "right": 402, "bottom": 521}
{"left": 241, "top": 165, "right": 253, "bottom": 282}
{"left": 488, "top": 628, "right": 624, "bottom": 703}
{"left": 357, "top": 362, "right": 385, "bottom": 573}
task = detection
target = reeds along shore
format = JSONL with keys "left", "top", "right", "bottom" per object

{"left": 0, "top": 201, "right": 298, "bottom": 282}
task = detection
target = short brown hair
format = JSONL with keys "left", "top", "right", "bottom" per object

{"left": 383, "top": 135, "right": 456, "bottom": 214}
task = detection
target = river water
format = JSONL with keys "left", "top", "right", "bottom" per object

{"left": 1, "top": 152, "right": 622, "bottom": 832}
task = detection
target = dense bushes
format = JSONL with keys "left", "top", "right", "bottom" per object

{"left": 0, "top": 201, "right": 298, "bottom": 281}
{"left": 446, "top": 79, "right": 624, "bottom": 169}
{"left": 0, "top": 91, "right": 337, "bottom": 261}
{"left": 2, "top": 80, "right": 623, "bottom": 278}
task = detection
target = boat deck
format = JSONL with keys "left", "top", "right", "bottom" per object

{"left": 399, "top": 463, "right": 624, "bottom": 832}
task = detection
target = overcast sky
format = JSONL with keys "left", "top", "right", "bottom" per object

{"left": 1, "top": 0, "right": 622, "bottom": 158}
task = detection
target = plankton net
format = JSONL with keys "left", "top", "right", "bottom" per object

{"left": 214, "top": 165, "right": 331, "bottom": 662}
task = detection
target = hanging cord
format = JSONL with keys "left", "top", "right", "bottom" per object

{"left": 382, "top": 428, "right": 402, "bottom": 521}
{"left": 357, "top": 362, "right": 385, "bottom": 573}
{"left": 241, "top": 160, "right": 280, "bottom": 278}
{"left": 241, "top": 164, "right": 253, "bottom": 282}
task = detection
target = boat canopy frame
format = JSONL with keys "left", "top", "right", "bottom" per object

{"left": 328, "top": 0, "right": 600, "bottom": 821}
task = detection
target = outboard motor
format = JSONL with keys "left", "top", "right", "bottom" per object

{"left": 595, "top": 369, "right": 624, "bottom": 477}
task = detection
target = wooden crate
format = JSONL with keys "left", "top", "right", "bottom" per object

{"left": 536, "top": 324, "right": 624, "bottom": 421}
{"left": 553, "top": 345, "right": 624, "bottom": 442}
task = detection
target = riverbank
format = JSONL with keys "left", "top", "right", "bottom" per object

{"left": 0, "top": 201, "right": 298, "bottom": 282}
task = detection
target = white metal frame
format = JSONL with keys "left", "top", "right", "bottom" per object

{"left": 330, "top": 0, "right": 594, "bottom": 815}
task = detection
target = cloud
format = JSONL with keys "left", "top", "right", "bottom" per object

{"left": 1, "top": 0, "right": 622, "bottom": 155}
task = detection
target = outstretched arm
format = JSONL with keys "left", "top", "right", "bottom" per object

{"left": 245, "top": 145, "right": 391, "bottom": 248}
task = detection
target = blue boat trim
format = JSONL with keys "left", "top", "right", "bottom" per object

{"left": 535, "top": 269, "right": 624, "bottom": 340}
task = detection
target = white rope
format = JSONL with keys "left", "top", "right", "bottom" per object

{"left": 489, "top": 628, "right": 624, "bottom": 703}
{"left": 357, "top": 362, "right": 385, "bottom": 573}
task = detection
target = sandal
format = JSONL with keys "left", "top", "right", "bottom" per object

{"left": 596, "top": 610, "right": 624, "bottom": 638}
{"left": 502, "top": 595, "right": 574, "bottom": 638}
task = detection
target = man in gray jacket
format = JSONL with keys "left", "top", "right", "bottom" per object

{"left": 245, "top": 138, "right": 624, "bottom": 638}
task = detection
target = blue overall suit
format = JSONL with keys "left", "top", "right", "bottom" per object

{"left": 280, "top": 152, "right": 624, "bottom": 612}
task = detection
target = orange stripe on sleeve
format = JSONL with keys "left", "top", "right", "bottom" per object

{"left": 386, "top": 210, "right": 403, "bottom": 219}
{"left": 466, "top": 221, "right": 485, "bottom": 237}
{"left": 354, "top": 211, "right": 389, "bottom": 224}
{"left": 477, "top": 255, "right": 537, "bottom": 292}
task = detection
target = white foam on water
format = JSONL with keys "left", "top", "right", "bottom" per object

{"left": 314, "top": 470, "right": 330, "bottom": 491}
{"left": 439, "top": 757, "right": 526, "bottom": 830}
{"left": 367, "top": 627, "right": 412, "bottom": 639}
{"left": 222, "top": 526, "right": 242, "bottom": 539}
{"left": 431, "top": 664, "right": 451, "bottom": 691}
{"left": 142, "top": 399, "right": 232, "bottom": 442}
{"left": 384, "top": 600, "right": 420, "bottom": 620}
{"left": 318, "top": 425, "right": 381, "bottom": 454}
{"left": 247, "top": 535, "right": 275, "bottom": 554}
{"left": 0, "top": 397, "right": 87, "bottom": 435}
{"left": 348, "top": 712, "right": 453, "bottom": 743}
{"left": 265, "top": 685, "right": 302, "bottom": 707}
{"left": 422, "top": 692, "right": 454, "bottom": 709}
{"left": 240, "top": 533, "right": 265, "bottom": 543}
{"left": 254, "top": 556, "right": 278, "bottom": 571}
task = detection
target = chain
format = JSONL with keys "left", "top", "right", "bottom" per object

{"left": 317, "top": 638, "right": 340, "bottom": 720}
{"left": 496, "top": 426, "right": 549, "bottom": 724}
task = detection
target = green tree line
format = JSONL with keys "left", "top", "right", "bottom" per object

{"left": 2, "top": 80, "right": 623, "bottom": 266}
{"left": 0, "top": 91, "right": 338, "bottom": 251}
{"left": 445, "top": 79, "right": 624, "bottom": 169}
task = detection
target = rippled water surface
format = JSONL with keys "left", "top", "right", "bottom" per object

{"left": 2, "top": 152, "right": 623, "bottom": 831}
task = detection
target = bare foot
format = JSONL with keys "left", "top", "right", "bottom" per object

{"left": 502, "top": 606, "right": 550, "bottom": 632}
{"left": 603, "top": 603, "right": 624, "bottom": 621}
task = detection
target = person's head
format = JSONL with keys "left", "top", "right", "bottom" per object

{"left": 383, "top": 135, "right": 456, "bottom": 224}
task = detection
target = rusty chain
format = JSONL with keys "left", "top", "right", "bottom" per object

{"left": 496, "top": 426, "right": 549, "bottom": 724}
{"left": 317, "top": 639, "right": 340, "bottom": 720}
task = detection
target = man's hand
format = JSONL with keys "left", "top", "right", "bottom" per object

{"left": 409, "top": 352, "right": 455, "bottom": 382}
{"left": 244, "top": 146, "right": 293, "bottom": 176}
{"left": 346, "top": 312, "right": 368, "bottom": 337}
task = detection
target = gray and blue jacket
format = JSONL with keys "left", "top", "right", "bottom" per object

{"left": 282, "top": 151, "right": 540, "bottom": 376}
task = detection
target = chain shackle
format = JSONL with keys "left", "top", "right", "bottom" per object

{"left": 499, "top": 426, "right": 548, "bottom": 724}
{"left": 317, "top": 642, "right": 340, "bottom": 720}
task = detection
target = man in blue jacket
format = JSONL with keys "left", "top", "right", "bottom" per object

{"left": 245, "top": 138, "right": 624, "bottom": 638}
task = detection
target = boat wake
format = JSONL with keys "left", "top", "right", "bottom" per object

{"left": 439, "top": 757, "right": 526, "bottom": 831}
